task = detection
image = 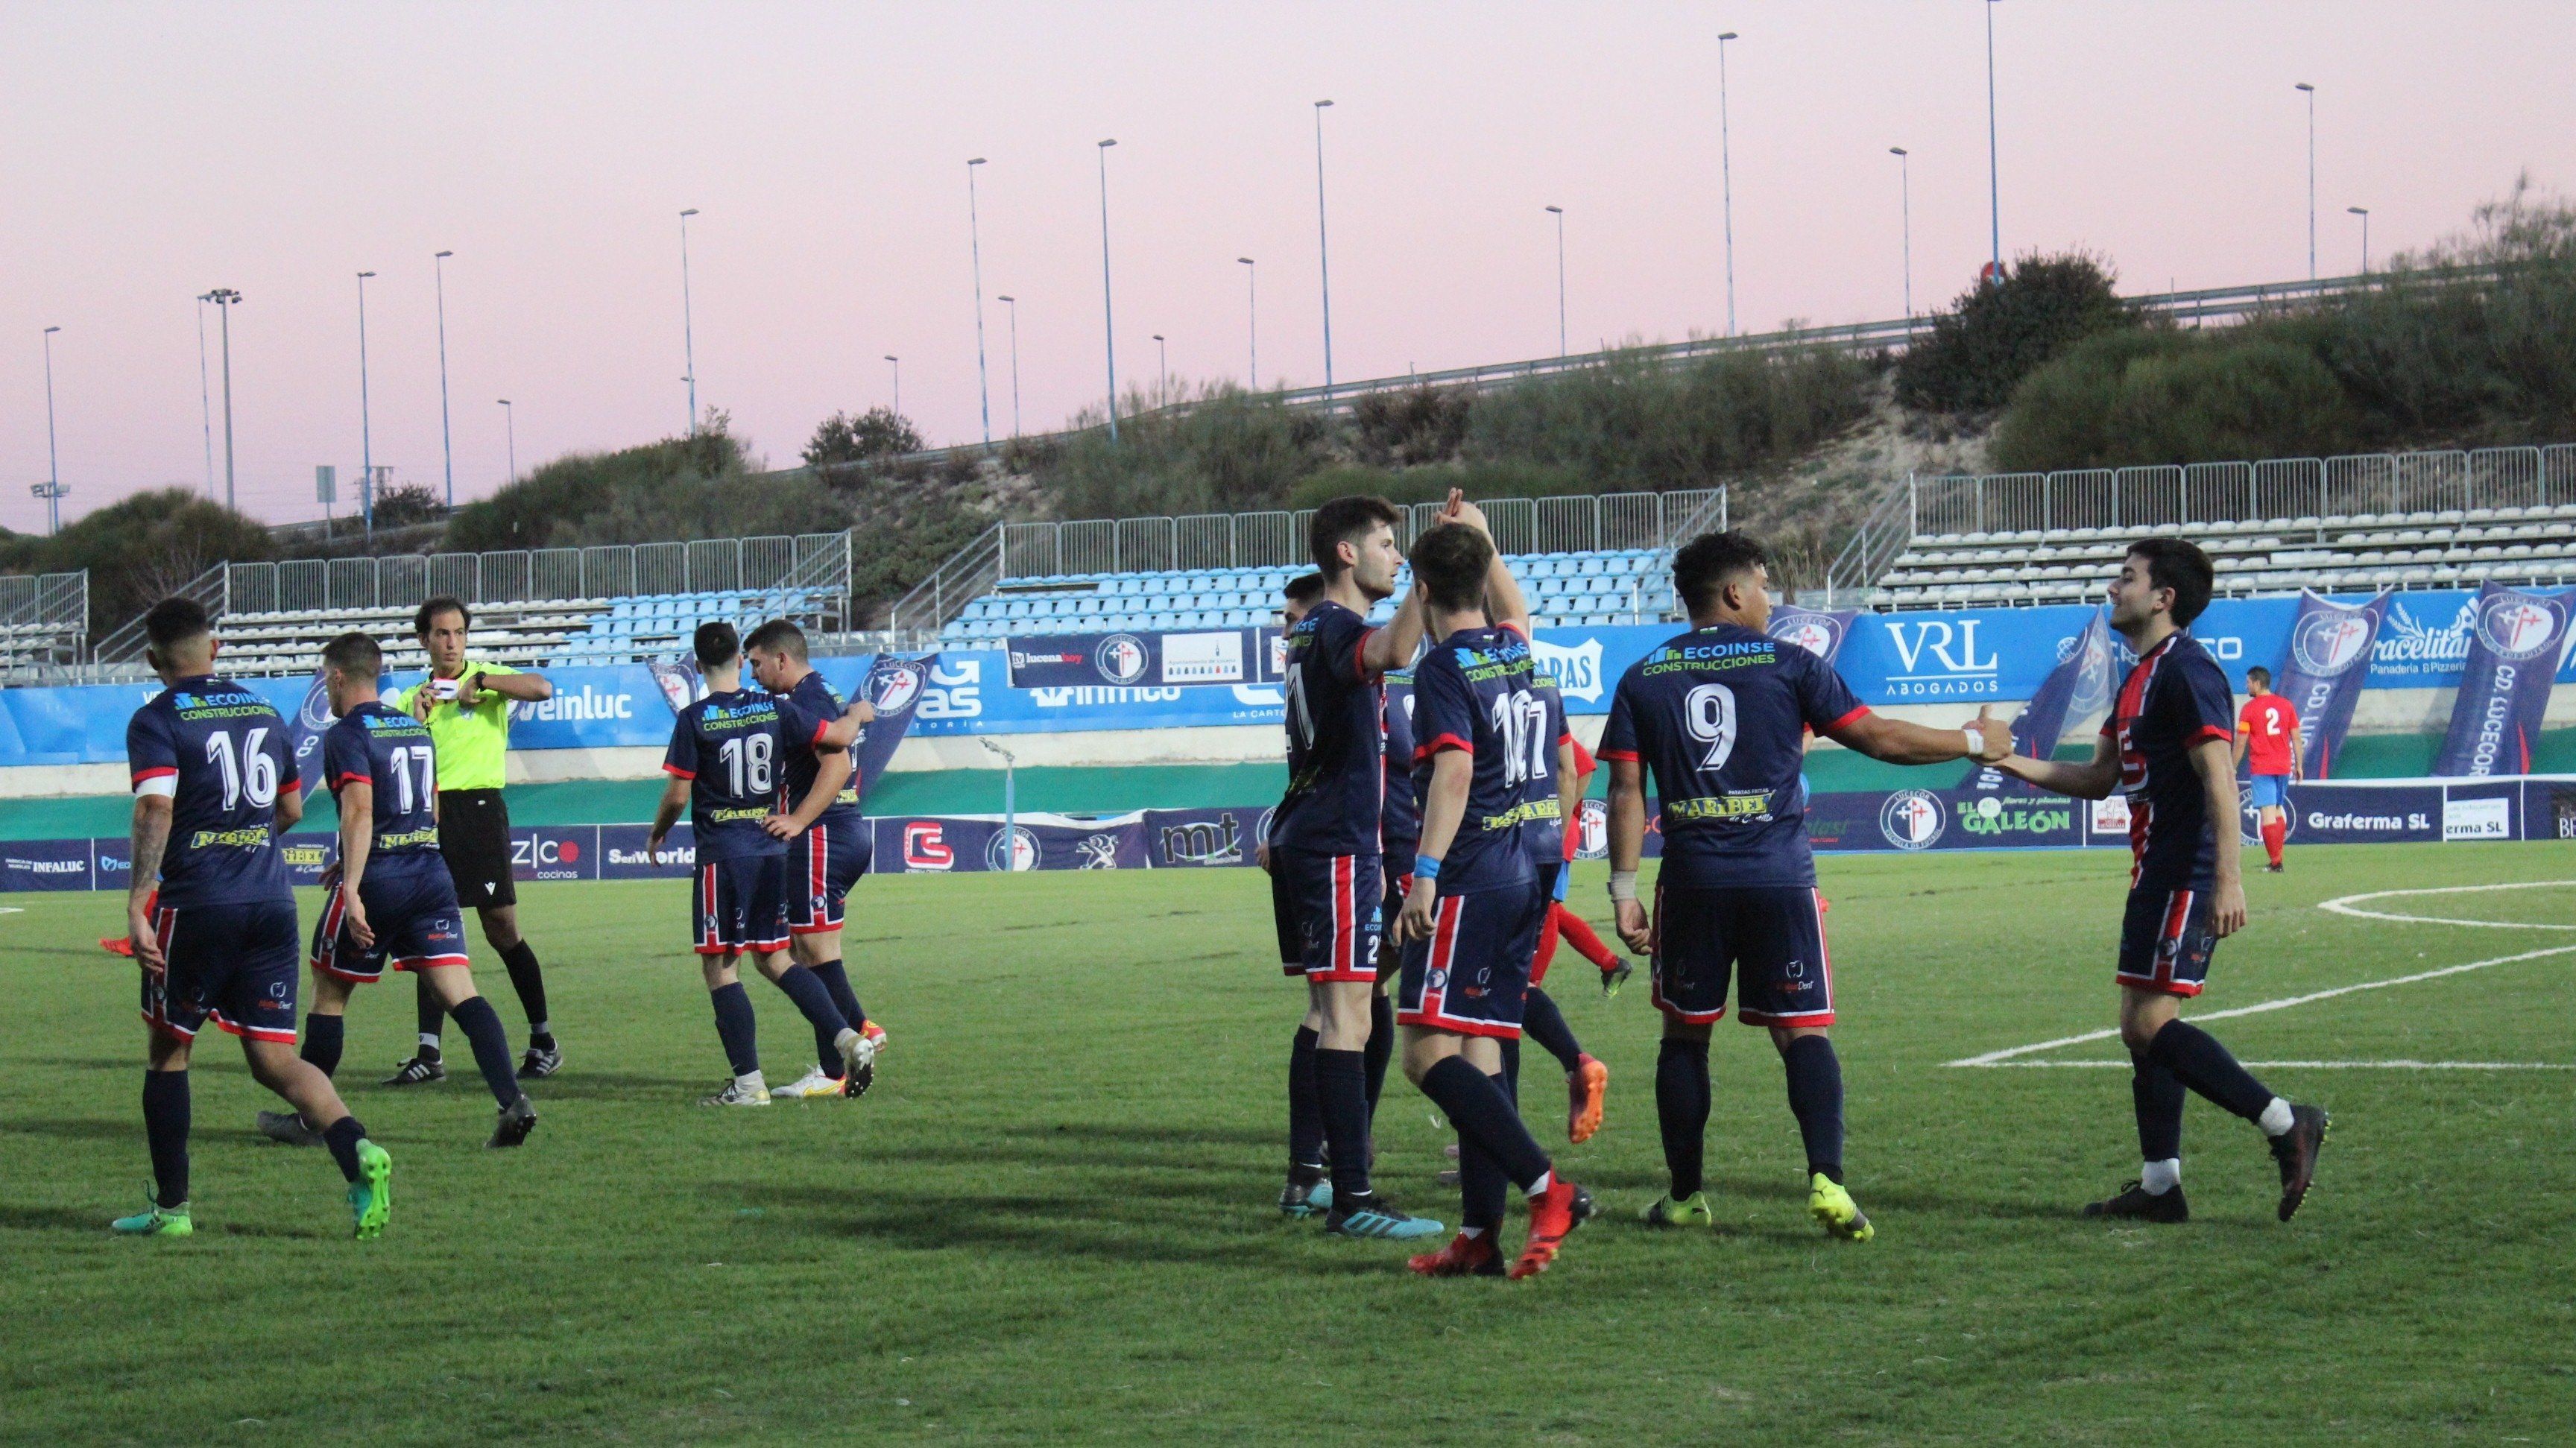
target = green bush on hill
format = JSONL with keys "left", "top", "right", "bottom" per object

{"left": 1895, "top": 253, "right": 2134, "bottom": 416}
{"left": 0, "top": 488, "right": 274, "bottom": 639}
{"left": 445, "top": 418, "right": 845, "bottom": 552}
{"left": 1042, "top": 386, "right": 1336, "bottom": 521}
{"left": 1992, "top": 324, "right": 2367, "bottom": 472}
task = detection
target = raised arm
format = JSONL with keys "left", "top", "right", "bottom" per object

{"left": 1826, "top": 705, "right": 2012, "bottom": 767}
{"left": 468, "top": 668, "right": 552, "bottom": 703}
{"left": 818, "top": 698, "right": 875, "bottom": 750}
{"left": 1358, "top": 589, "right": 1426, "bottom": 676}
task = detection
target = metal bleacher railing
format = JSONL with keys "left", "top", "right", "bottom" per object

{"left": 92, "top": 531, "right": 854, "bottom": 669}
{"left": 1821, "top": 443, "right": 2576, "bottom": 607}
{"left": 0, "top": 569, "right": 89, "bottom": 677}
{"left": 888, "top": 488, "right": 1728, "bottom": 637}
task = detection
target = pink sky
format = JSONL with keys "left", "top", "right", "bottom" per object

{"left": 4, "top": 1, "right": 2572, "bottom": 534}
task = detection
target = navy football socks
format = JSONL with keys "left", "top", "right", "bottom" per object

{"left": 771, "top": 964, "right": 853, "bottom": 1039}
{"left": 1419, "top": 1055, "right": 1551, "bottom": 1191}
{"left": 1522, "top": 988, "right": 1585, "bottom": 1075}
{"left": 1781, "top": 1035, "right": 1846, "bottom": 1183}
{"left": 809, "top": 959, "right": 868, "bottom": 1077}
{"left": 1457, "top": 1083, "right": 1512, "bottom": 1232}
{"left": 2146, "top": 1019, "right": 2276, "bottom": 1123}
{"left": 322, "top": 1116, "right": 368, "bottom": 1183}
{"left": 448, "top": 995, "right": 523, "bottom": 1108}
{"left": 2130, "top": 1049, "right": 2187, "bottom": 1163}
{"left": 1361, "top": 993, "right": 1395, "bottom": 1121}
{"left": 413, "top": 975, "right": 444, "bottom": 1063}
{"left": 1316, "top": 1049, "right": 1374, "bottom": 1201}
{"left": 1499, "top": 1037, "right": 1522, "bottom": 1107}
{"left": 301, "top": 1012, "right": 345, "bottom": 1079}
{"left": 1287, "top": 1026, "right": 1324, "bottom": 1173}
{"left": 709, "top": 981, "right": 760, "bottom": 1078}
{"left": 499, "top": 940, "right": 552, "bottom": 1046}
{"left": 142, "top": 1070, "right": 189, "bottom": 1209}
{"left": 1655, "top": 1036, "right": 1711, "bottom": 1199}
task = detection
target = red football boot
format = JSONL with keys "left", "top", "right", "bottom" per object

{"left": 1567, "top": 1055, "right": 1609, "bottom": 1145}
{"left": 1509, "top": 1178, "right": 1595, "bottom": 1280}
{"left": 1407, "top": 1231, "right": 1503, "bottom": 1277}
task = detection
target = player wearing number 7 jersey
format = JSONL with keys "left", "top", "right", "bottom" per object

{"left": 1601, "top": 531, "right": 2014, "bottom": 1241}
{"left": 651, "top": 622, "right": 874, "bottom": 1107}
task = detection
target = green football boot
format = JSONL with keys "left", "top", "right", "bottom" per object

{"left": 1641, "top": 1190, "right": 1715, "bottom": 1228}
{"left": 1808, "top": 1173, "right": 1873, "bottom": 1242}
{"left": 110, "top": 1191, "right": 193, "bottom": 1238}
{"left": 347, "top": 1139, "right": 393, "bottom": 1241}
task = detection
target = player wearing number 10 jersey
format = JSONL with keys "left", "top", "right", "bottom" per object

{"left": 1601, "top": 531, "right": 2012, "bottom": 1242}
{"left": 651, "top": 622, "right": 874, "bottom": 1108}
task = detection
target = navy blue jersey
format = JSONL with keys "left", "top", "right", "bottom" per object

{"left": 1380, "top": 669, "right": 1421, "bottom": 873}
{"left": 127, "top": 674, "right": 300, "bottom": 908}
{"left": 772, "top": 671, "right": 859, "bottom": 825}
{"left": 1409, "top": 625, "right": 1541, "bottom": 895}
{"left": 1516, "top": 668, "right": 1573, "bottom": 865}
{"left": 663, "top": 688, "right": 789, "bottom": 862}
{"left": 1272, "top": 599, "right": 1385, "bottom": 856}
{"left": 1598, "top": 623, "right": 1868, "bottom": 890}
{"left": 2105, "top": 631, "right": 2235, "bottom": 892}
{"left": 320, "top": 701, "right": 446, "bottom": 878}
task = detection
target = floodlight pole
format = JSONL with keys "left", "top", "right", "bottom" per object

{"left": 1096, "top": 139, "right": 1119, "bottom": 441}
{"left": 968, "top": 158, "right": 992, "bottom": 446}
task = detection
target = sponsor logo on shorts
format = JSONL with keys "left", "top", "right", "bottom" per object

{"left": 1878, "top": 789, "right": 1946, "bottom": 850}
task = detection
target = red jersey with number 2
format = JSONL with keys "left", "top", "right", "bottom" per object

{"left": 2238, "top": 694, "right": 2299, "bottom": 775}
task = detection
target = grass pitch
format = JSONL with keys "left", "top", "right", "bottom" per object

{"left": 4, "top": 843, "right": 2573, "bottom": 1444}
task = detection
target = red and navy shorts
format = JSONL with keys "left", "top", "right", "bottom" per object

{"left": 1270, "top": 847, "right": 1382, "bottom": 982}
{"left": 694, "top": 855, "right": 792, "bottom": 958}
{"left": 2117, "top": 885, "right": 2215, "bottom": 998}
{"left": 142, "top": 897, "right": 301, "bottom": 1044}
{"left": 786, "top": 818, "right": 871, "bottom": 935}
{"left": 309, "top": 864, "right": 471, "bottom": 982}
{"left": 1649, "top": 883, "right": 1834, "bottom": 1028}
{"left": 1397, "top": 881, "right": 1544, "bottom": 1039}
{"left": 1376, "top": 866, "right": 1412, "bottom": 977}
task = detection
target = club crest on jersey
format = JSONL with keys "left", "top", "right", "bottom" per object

{"left": 2473, "top": 592, "right": 2567, "bottom": 662}
{"left": 2290, "top": 609, "right": 2375, "bottom": 677}
{"left": 1878, "top": 788, "right": 1946, "bottom": 850}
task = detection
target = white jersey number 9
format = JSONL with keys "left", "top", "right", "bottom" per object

{"left": 1684, "top": 683, "right": 1737, "bottom": 773}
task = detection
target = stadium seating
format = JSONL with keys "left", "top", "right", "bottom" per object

{"left": 210, "top": 586, "right": 837, "bottom": 677}
{"left": 937, "top": 549, "right": 1679, "bottom": 642}
{"left": 1871, "top": 503, "right": 2576, "bottom": 607}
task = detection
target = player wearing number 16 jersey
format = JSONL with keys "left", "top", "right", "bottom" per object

{"left": 650, "top": 622, "right": 874, "bottom": 1108}
{"left": 1601, "top": 531, "right": 2014, "bottom": 1242}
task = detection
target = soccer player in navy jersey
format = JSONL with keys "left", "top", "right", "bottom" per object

{"left": 258, "top": 633, "right": 536, "bottom": 1150}
{"left": 744, "top": 619, "right": 886, "bottom": 1100}
{"left": 1993, "top": 538, "right": 2329, "bottom": 1223}
{"left": 1392, "top": 517, "right": 1593, "bottom": 1280}
{"left": 650, "top": 622, "right": 874, "bottom": 1107}
{"left": 1263, "top": 495, "right": 1443, "bottom": 1242}
{"left": 117, "top": 598, "right": 393, "bottom": 1239}
{"left": 1602, "top": 531, "right": 2012, "bottom": 1240}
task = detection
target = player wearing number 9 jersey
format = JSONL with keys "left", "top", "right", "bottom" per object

{"left": 1601, "top": 531, "right": 2012, "bottom": 1242}
{"left": 651, "top": 622, "right": 874, "bottom": 1107}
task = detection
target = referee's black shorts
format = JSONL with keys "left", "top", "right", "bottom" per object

{"left": 436, "top": 788, "right": 517, "bottom": 909}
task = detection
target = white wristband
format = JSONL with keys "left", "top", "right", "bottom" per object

{"left": 1607, "top": 869, "right": 1639, "bottom": 903}
{"left": 1963, "top": 728, "right": 1985, "bottom": 759}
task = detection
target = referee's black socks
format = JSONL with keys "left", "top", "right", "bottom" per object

{"left": 499, "top": 940, "right": 553, "bottom": 1049}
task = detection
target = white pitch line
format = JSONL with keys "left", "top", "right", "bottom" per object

{"left": 2317, "top": 879, "right": 2576, "bottom": 931}
{"left": 1945, "top": 942, "right": 2576, "bottom": 1067}
{"left": 1974, "top": 1059, "right": 2573, "bottom": 1071}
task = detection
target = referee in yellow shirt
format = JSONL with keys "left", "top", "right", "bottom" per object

{"left": 383, "top": 596, "right": 564, "bottom": 1085}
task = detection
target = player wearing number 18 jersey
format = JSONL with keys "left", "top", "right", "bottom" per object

{"left": 1603, "top": 531, "right": 2012, "bottom": 1241}
{"left": 651, "top": 623, "right": 874, "bottom": 1108}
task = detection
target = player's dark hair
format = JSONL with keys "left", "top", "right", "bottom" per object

{"left": 1307, "top": 495, "right": 1404, "bottom": 578}
{"left": 1407, "top": 522, "right": 1493, "bottom": 613}
{"left": 1672, "top": 531, "right": 1770, "bottom": 616}
{"left": 742, "top": 618, "right": 808, "bottom": 662}
{"left": 2245, "top": 665, "right": 2271, "bottom": 686}
{"left": 414, "top": 595, "right": 471, "bottom": 635}
{"left": 2126, "top": 537, "right": 2215, "bottom": 626}
{"left": 144, "top": 596, "right": 212, "bottom": 652}
{"left": 1283, "top": 572, "right": 1328, "bottom": 607}
{"left": 694, "top": 620, "right": 741, "bottom": 669}
{"left": 321, "top": 631, "right": 382, "bottom": 679}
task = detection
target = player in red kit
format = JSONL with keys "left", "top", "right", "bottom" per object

{"left": 2235, "top": 666, "right": 2299, "bottom": 873}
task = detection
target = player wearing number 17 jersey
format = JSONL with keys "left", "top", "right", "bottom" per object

{"left": 650, "top": 622, "right": 874, "bottom": 1108}
{"left": 1602, "top": 531, "right": 2013, "bottom": 1241}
